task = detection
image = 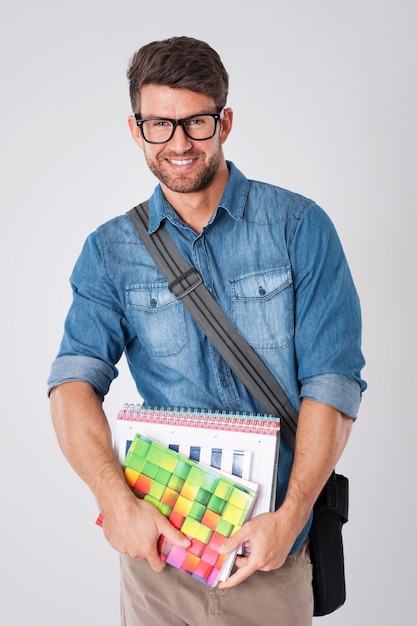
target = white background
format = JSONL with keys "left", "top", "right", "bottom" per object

{"left": 1, "top": 1, "right": 416, "bottom": 624}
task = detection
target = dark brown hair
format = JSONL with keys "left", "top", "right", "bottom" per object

{"left": 127, "top": 36, "right": 229, "bottom": 114}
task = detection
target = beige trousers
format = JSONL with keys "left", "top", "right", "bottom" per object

{"left": 120, "top": 538, "right": 313, "bottom": 626}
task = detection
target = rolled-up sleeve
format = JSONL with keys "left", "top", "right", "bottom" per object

{"left": 290, "top": 202, "right": 366, "bottom": 413}
{"left": 300, "top": 373, "right": 362, "bottom": 419}
{"left": 47, "top": 226, "right": 134, "bottom": 399}
{"left": 47, "top": 355, "right": 117, "bottom": 399}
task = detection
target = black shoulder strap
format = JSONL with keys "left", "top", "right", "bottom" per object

{"left": 127, "top": 201, "right": 298, "bottom": 449}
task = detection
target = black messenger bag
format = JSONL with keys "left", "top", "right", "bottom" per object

{"left": 309, "top": 471, "right": 349, "bottom": 615}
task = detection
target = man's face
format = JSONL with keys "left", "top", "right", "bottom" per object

{"left": 128, "top": 85, "right": 232, "bottom": 195}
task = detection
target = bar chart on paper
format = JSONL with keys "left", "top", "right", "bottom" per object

{"left": 114, "top": 405, "right": 281, "bottom": 518}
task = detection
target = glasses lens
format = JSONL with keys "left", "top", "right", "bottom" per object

{"left": 141, "top": 119, "right": 174, "bottom": 143}
{"left": 183, "top": 115, "right": 217, "bottom": 140}
{"left": 141, "top": 115, "right": 217, "bottom": 143}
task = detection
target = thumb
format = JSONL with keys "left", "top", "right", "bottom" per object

{"left": 158, "top": 518, "right": 191, "bottom": 549}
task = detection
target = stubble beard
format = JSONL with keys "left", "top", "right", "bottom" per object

{"left": 144, "top": 146, "right": 222, "bottom": 194}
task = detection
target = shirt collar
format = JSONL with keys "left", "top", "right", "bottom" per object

{"left": 147, "top": 161, "right": 249, "bottom": 234}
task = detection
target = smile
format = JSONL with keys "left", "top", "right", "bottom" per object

{"left": 168, "top": 159, "right": 195, "bottom": 166}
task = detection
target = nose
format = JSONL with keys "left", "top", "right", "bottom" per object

{"left": 168, "top": 123, "right": 193, "bottom": 152}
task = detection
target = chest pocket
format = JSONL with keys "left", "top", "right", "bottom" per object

{"left": 126, "top": 283, "right": 188, "bottom": 357}
{"left": 230, "top": 267, "right": 294, "bottom": 349}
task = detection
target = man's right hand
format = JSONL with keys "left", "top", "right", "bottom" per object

{"left": 100, "top": 494, "right": 191, "bottom": 571}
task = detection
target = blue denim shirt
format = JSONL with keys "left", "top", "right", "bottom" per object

{"left": 48, "top": 162, "right": 366, "bottom": 553}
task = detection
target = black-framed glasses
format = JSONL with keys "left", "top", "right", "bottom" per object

{"left": 134, "top": 111, "right": 223, "bottom": 144}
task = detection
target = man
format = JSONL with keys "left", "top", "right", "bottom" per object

{"left": 48, "top": 36, "right": 366, "bottom": 625}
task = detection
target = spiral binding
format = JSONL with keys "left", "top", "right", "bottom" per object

{"left": 119, "top": 403, "right": 280, "bottom": 435}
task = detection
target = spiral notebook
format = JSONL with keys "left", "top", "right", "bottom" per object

{"left": 114, "top": 404, "right": 281, "bottom": 518}
{"left": 97, "top": 405, "right": 280, "bottom": 585}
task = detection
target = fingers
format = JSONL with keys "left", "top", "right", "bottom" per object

{"left": 144, "top": 517, "right": 191, "bottom": 572}
{"left": 146, "top": 550, "right": 166, "bottom": 572}
{"left": 217, "top": 558, "right": 257, "bottom": 588}
{"left": 218, "top": 526, "right": 248, "bottom": 556}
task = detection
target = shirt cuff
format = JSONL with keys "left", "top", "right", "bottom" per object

{"left": 47, "top": 355, "right": 117, "bottom": 399}
{"left": 300, "top": 374, "right": 362, "bottom": 419}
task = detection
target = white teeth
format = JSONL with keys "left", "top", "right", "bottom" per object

{"left": 169, "top": 159, "right": 194, "bottom": 166}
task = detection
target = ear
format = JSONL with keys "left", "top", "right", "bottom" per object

{"left": 219, "top": 107, "right": 233, "bottom": 144}
{"left": 127, "top": 115, "right": 144, "bottom": 150}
